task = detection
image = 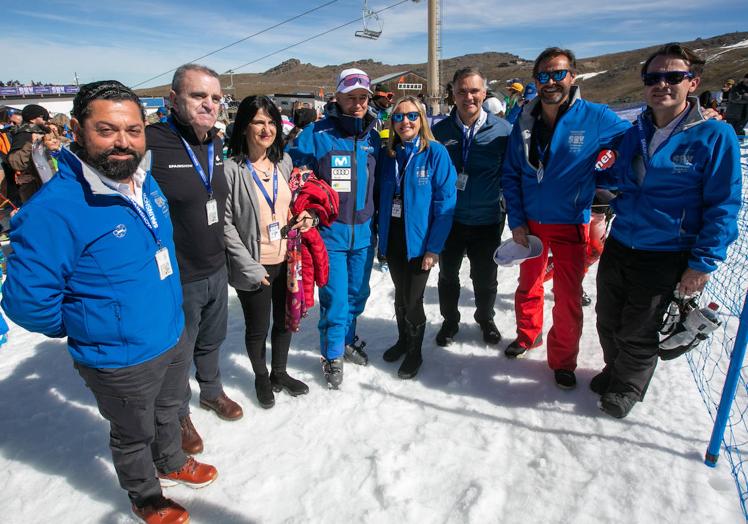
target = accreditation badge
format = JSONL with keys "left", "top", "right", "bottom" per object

{"left": 155, "top": 247, "right": 174, "bottom": 280}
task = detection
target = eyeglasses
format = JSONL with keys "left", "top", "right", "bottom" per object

{"left": 391, "top": 112, "right": 419, "bottom": 123}
{"left": 535, "top": 69, "right": 570, "bottom": 85}
{"left": 338, "top": 74, "right": 371, "bottom": 89}
{"left": 641, "top": 71, "right": 694, "bottom": 86}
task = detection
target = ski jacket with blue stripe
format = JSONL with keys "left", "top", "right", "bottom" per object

{"left": 605, "top": 99, "right": 742, "bottom": 273}
{"left": 432, "top": 109, "right": 512, "bottom": 226}
{"left": 502, "top": 87, "right": 630, "bottom": 230}
{"left": 377, "top": 140, "right": 457, "bottom": 259}
{"left": 1, "top": 147, "right": 184, "bottom": 368}
{"left": 288, "top": 103, "right": 380, "bottom": 251}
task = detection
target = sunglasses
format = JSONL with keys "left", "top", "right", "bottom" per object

{"left": 641, "top": 71, "right": 694, "bottom": 86}
{"left": 535, "top": 69, "right": 570, "bottom": 85}
{"left": 338, "top": 74, "right": 371, "bottom": 89}
{"left": 391, "top": 112, "right": 419, "bottom": 123}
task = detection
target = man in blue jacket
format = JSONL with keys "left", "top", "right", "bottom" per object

{"left": 502, "top": 48, "right": 631, "bottom": 389}
{"left": 594, "top": 43, "right": 741, "bottom": 418}
{"left": 289, "top": 68, "right": 380, "bottom": 388}
{"left": 1, "top": 81, "right": 217, "bottom": 523}
{"left": 432, "top": 67, "right": 512, "bottom": 347}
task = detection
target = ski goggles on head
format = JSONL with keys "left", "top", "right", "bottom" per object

{"left": 391, "top": 111, "right": 419, "bottom": 123}
{"left": 641, "top": 71, "right": 694, "bottom": 86}
{"left": 535, "top": 69, "right": 570, "bottom": 84}
{"left": 337, "top": 74, "right": 371, "bottom": 92}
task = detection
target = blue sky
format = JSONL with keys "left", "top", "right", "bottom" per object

{"left": 4, "top": 0, "right": 747, "bottom": 88}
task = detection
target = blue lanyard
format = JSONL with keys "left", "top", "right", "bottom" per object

{"left": 168, "top": 118, "right": 214, "bottom": 197}
{"left": 124, "top": 193, "right": 162, "bottom": 248}
{"left": 394, "top": 138, "right": 419, "bottom": 197}
{"left": 461, "top": 123, "right": 477, "bottom": 170}
{"left": 636, "top": 108, "right": 689, "bottom": 163}
{"left": 247, "top": 161, "right": 279, "bottom": 218}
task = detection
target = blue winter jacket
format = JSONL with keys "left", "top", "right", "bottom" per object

{"left": 605, "top": 100, "right": 742, "bottom": 273}
{"left": 502, "top": 87, "right": 631, "bottom": 230}
{"left": 377, "top": 140, "right": 457, "bottom": 259}
{"left": 1, "top": 147, "right": 184, "bottom": 368}
{"left": 432, "top": 109, "right": 512, "bottom": 226}
{"left": 288, "top": 104, "right": 381, "bottom": 251}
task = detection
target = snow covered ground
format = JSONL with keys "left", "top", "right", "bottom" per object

{"left": 1, "top": 146, "right": 747, "bottom": 523}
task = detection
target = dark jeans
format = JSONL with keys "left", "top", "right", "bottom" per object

{"left": 596, "top": 238, "right": 689, "bottom": 399}
{"left": 75, "top": 334, "right": 190, "bottom": 507}
{"left": 438, "top": 220, "right": 504, "bottom": 325}
{"left": 387, "top": 217, "right": 430, "bottom": 326}
{"left": 179, "top": 266, "right": 228, "bottom": 418}
{"left": 236, "top": 262, "right": 291, "bottom": 377}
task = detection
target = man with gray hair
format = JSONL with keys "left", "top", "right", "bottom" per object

{"left": 147, "top": 64, "right": 242, "bottom": 456}
{"left": 432, "top": 67, "right": 512, "bottom": 347}
{"left": 2, "top": 80, "right": 217, "bottom": 523}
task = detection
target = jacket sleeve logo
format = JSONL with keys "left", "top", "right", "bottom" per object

{"left": 113, "top": 224, "right": 127, "bottom": 238}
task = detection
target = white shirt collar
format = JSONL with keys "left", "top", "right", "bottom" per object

{"left": 97, "top": 166, "right": 147, "bottom": 207}
{"left": 456, "top": 108, "right": 487, "bottom": 133}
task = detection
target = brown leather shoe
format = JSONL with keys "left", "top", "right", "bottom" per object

{"left": 159, "top": 456, "right": 218, "bottom": 489}
{"left": 179, "top": 416, "right": 203, "bottom": 455}
{"left": 131, "top": 496, "right": 189, "bottom": 524}
{"left": 199, "top": 392, "right": 243, "bottom": 421}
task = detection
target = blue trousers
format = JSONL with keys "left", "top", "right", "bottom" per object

{"left": 318, "top": 243, "right": 375, "bottom": 359}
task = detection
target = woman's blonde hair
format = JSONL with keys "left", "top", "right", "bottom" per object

{"left": 387, "top": 95, "right": 434, "bottom": 158}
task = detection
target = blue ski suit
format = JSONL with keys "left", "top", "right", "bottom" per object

{"left": 289, "top": 104, "right": 381, "bottom": 359}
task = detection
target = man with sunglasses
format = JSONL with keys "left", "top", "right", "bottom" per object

{"left": 289, "top": 68, "right": 380, "bottom": 388}
{"left": 502, "top": 47, "right": 630, "bottom": 389}
{"left": 593, "top": 43, "right": 741, "bottom": 418}
{"left": 371, "top": 83, "right": 394, "bottom": 131}
{"left": 6, "top": 104, "right": 53, "bottom": 203}
{"left": 432, "top": 67, "right": 512, "bottom": 347}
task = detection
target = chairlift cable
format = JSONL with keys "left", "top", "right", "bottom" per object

{"left": 131, "top": 0, "right": 341, "bottom": 88}
{"left": 226, "top": 0, "right": 411, "bottom": 73}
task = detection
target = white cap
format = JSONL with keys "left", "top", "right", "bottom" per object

{"left": 493, "top": 235, "right": 543, "bottom": 266}
{"left": 483, "top": 97, "right": 506, "bottom": 115}
{"left": 336, "top": 68, "right": 372, "bottom": 94}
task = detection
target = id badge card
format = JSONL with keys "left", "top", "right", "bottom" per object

{"left": 206, "top": 198, "right": 218, "bottom": 225}
{"left": 391, "top": 197, "right": 403, "bottom": 218}
{"left": 456, "top": 171, "right": 468, "bottom": 191}
{"left": 268, "top": 221, "right": 282, "bottom": 241}
{"left": 155, "top": 247, "right": 173, "bottom": 280}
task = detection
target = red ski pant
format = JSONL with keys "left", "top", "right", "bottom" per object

{"left": 544, "top": 210, "right": 607, "bottom": 282}
{"left": 515, "top": 220, "right": 589, "bottom": 371}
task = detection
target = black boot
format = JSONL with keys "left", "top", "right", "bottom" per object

{"left": 398, "top": 321, "right": 425, "bottom": 379}
{"left": 270, "top": 370, "right": 310, "bottom": 396}
{"left": 383, "top": 306, "right": 408, "bottom": 362}
{"left": 255, "top": 374, "right": 275, "bottom": 409}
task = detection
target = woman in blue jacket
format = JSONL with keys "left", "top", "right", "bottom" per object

{"left": 378, "top": 96, "right": 457, "bottom": 378}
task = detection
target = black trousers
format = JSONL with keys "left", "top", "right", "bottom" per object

{"left": 179, "top": 266, "right": 229, "bottom": 418}
{"left": 438, "top": 220, "right": 503, "bottom": 325}
{"left": 595, "top": 238, "right": 689, "bottom": 399}
{"left": 387, "top": 216, "right": 431, "bottom": 326}
{"left": 75, "top": 333, "right": 190, "bottom": 507}
{"left": 236, "top": 262, "right": 291, "bottom": 377}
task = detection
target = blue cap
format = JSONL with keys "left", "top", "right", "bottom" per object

{"left": 524, "top": 82, "right": 537, "bottom": 100}
{"left": 157, "top": 106, "right": 167, "bottom": 114}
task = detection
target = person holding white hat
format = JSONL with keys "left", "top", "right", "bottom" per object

{"left": 288, "top": 67, "right": 380, "bottom": 388}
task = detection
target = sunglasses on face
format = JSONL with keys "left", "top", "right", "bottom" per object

{"left": 641, "top": 71, "right": 694, "bottom": 86}
{"left": 338, "top": 74, "right": 371, "bottom": 89}
{"left": 535, "top": 69, "right": 570, "bottom": 84}
{"left": 391, "top": 112, "right": 419, "bottom": 123}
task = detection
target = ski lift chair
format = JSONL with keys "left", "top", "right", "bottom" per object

{"left": 355, "top": 1, "right": 383, "bottom": 39}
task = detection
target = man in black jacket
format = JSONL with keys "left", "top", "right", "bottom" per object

{"left": 726, "top": 74, "right": 748, "bottom": 136}
{"left": 147, "top": 64, "right": 243, "bottom": 456}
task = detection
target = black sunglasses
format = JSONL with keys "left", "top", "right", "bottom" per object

{"left": 641, "top": 71, "right": 694, "bottom": 86}
{"left": 391, "top": 112, "right": 419, "bottom": 123}
{"left": 535, "top": 69, "right": 570, "bottom": 85}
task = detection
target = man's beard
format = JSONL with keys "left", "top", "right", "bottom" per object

{"left": 79, "top": 139, "right": 142, "bottom": 180}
